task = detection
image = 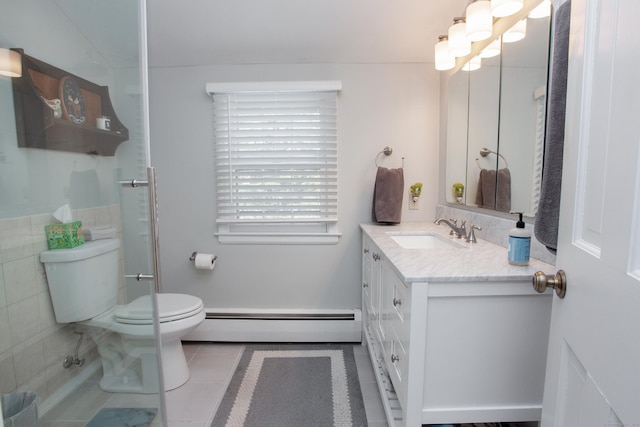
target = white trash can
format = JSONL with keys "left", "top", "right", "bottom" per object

{"left": 1, "top": 392, "right": 38, "bottom": 427}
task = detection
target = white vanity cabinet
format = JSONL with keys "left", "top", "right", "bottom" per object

{"left": 361, "top": 229, "right": 553, "bottom": 427}
{"left": 362, "top": 235, "right": 380, "bottom": 343}
{"left": 379, "top": 260, "right": 411, "bottom": 412}
{"left": 362, "top": 234, "right": 410, "bottom": 423}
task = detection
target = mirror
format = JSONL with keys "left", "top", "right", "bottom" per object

{"left": 466, "top": 52, "right": 501, "bottom": 210}
{"left": 446, "top": 12, "right": 551, "bottom": 217}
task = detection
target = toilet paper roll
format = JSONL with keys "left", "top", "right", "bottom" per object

{"left": 194, "top": 253, "right": 217, "bottom": 270}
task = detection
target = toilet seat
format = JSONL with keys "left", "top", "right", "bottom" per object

{"left": 115, "top": 293, "right": 204, "bottom": 325}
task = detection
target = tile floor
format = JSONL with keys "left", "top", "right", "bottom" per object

{"left": 39, "top": 341, "right": 388, "bottom": 427}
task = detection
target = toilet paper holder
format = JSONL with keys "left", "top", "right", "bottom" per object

{"left": 189, "top": 251, "right": 217, "bottom": 262}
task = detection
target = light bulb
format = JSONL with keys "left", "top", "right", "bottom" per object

{"left": 529, "top": 0, "right": 551, "bottom": 18}
{"left": 0, "top": 48, "right": 22, "bottom": 78}
{"left": 479, "top": 38, "right": 502, "bottom": 58}
{"left": 448, "top": 17, "right": 471, "bottom": 57}
{"left": 466, "top": 0, "right": 493, "bottom": 42}
{"left": 503, "top": 18, "right": 527, "bottom": 43}
{"left": 435, "top": 36, "right": 455, "bottom": 71}
{"left": 491, "top": 0, "right": 523, "bottom": 18}
{"left": 462, "top": 56, "right": 482, "bottom": 71}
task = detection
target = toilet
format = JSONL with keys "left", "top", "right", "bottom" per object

{"left": 40, "top": 238, "right": 205, "bottom": 393}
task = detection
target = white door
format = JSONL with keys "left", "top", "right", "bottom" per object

{"left": 540, "top": 0, "right": 640, "bottom": 425}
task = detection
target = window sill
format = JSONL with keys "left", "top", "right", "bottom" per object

{"left": 215, "top": 220, "right": 340, "bottom": 245}
{"left": 215, "top": 232, "right": 341, "bottom": 245}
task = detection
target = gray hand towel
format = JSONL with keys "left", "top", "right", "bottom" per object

{"left": 534, "top": 0, "right": 571, "bottom": 253}
{"left": 496, "top": 168, "right": 511, "bottom": 213}
{"left": 475, "top": 168, "right": 511, "bottom": 212}
{"left": 372, "top": 167, "right": 404, "bottom": 224}
{"left": 476, "top": 168, "right": 496, "bottom": 209}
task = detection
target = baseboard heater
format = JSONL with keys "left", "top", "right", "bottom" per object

{"left": 184, "top": 308, "right": 362, "bottom": 342}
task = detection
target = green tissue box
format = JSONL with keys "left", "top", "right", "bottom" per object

{"left": 45, "top": 221, "right": 85, "bottom": 249}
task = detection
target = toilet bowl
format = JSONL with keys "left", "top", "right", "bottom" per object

{"left": 40, "top": 239, "right": 205, "bottom": 393}
{"left": 82, "top": 293, "right": 205, "bottom": 393}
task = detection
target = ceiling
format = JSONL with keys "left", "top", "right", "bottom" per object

{"left": 145, "top": 0, "right": 470, "bottom": 68}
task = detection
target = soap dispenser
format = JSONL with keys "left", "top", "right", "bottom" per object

{"left": 508, "top": 212, "right": 531, "bottom": 266}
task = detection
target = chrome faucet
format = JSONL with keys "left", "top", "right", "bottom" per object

{"left": 467, "top": 224, "right": 482, "bottom": 243}
{"left": 434, "top": 218, "right": 466, "bottom": 239}
{"left": 434, "top": 218, "right": 482, "bottom": 243}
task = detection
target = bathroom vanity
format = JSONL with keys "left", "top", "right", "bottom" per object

{"left": 361, "top": 222, "right": 553, "bottom": 426}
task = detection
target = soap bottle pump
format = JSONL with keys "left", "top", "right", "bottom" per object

{"left": 508, "top": 212, "right": 531, "bottom": 266}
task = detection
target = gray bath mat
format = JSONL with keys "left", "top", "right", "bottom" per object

{"left": 85, "top": 407, "right": 157, "bottom": 427}
{"left": 212, "top": 344, "right": 368, "bottom": 427}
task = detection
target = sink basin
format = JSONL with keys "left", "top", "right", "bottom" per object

{"left": 387, "top": 233, "right": 462, "bottom": 249}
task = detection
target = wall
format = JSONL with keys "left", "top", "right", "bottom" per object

{"left": 148, "top": 63, "right": 440, "bottom": 311}
{"left": 0, "top": 1, "right": 123, "bottom": 220}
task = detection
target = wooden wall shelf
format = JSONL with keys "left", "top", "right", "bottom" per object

{"left": 10, "top": 48, "right": 129, "bottom": 156}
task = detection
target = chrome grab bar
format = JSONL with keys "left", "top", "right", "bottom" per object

{"left": 125, "top": 274, "right": 154, "bottom": 281}
{"left": 147, "top": 167, "right": 162, "bottom": 294}
{"left": 118, "top": 179, "right": 148, "bottom": 188}
{"left": 120, "top": 168, "right": 162, "bottom": 294}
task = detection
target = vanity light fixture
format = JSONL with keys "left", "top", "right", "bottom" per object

{"left": 528, "top": 0, "right": 551, "bottom": 18}
{"left": 434, "top": 0, "right": 542, "bottom": 71}
{"left": 479, "top": 38, "right": 502, "bottom": 58}
{"left": 502, "top": 18, "right": 527, "bottom": 43}
{"left": 435, "top": 35, "right": 456, "bottom": 71}
{"left": 466, "top": 0, "right": 493, "bottom": 42}
{"left": 448, "top": 17, "right": 471, "bottom": 57}
{"left": 462, "top": 56, "right": 482, "bottom": 71}
{"left": 0, "top": 48, "right": 21, "bottom": 78}
{"left": 490, "top": 0, "right": 523, "bottom": 18}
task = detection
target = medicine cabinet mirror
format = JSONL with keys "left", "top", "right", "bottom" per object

{"left": 445, "top": 11, "right": 551, "bottom": 217}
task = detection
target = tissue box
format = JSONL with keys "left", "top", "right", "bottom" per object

{"left": 45, "top": 221, "right": 85, "bottom": 249}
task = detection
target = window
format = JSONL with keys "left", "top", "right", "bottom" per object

{"left": 207, "top": 81, "right": 342, "bottom": 244}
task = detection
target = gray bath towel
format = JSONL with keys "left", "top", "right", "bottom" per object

{"left": 372, "top": 167, "right": 404, "bottom": 224}
{"left": 534, "top": 0, "right": 571, "bottom": 253}
{"left": 475, "top": 168, "right": 511, "bottom": 213}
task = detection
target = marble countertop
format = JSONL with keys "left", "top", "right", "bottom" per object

{"left": 361, "top": 222, "right": 555, "bottom": 283}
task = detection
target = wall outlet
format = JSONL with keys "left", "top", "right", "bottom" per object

{"left": 409, "top": 195, "right": 419, "bottom": 210}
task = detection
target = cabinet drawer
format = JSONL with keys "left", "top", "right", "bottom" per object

{"left": 389, "top": 271, "right": 411, "bottom": 348}
{"left": 361, "top": 236, "right": 376, "bottom": 326}
{"left": 362, "top": 259, "right": 371, "bottom": 309}
{"left": 387, "top": 329, "right": 408, "bottom": 410}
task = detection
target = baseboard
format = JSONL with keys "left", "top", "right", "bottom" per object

{"left": 38, "top": 360, "right": 101, "bottom": 417}
{"left": 184, "top": 308, "right": 362, "bottom": 342}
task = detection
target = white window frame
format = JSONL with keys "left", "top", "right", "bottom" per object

{"left": 207, "top": 81, "right": 342, "bottom": 245}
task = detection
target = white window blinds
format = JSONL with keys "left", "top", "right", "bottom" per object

{"left": 209, "top": 82, "right": 341, "bottom": 244}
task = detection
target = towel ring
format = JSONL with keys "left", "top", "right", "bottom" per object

{"left": 375, "top": 146, "right": 393, "bottom": 167}
{"left": 476, "top": 148, "right": 509, "bottom": 169}
{"left": 375, "top": 146, "right": 404, "bottom": 168}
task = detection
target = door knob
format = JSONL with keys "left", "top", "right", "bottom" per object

{"left": 532, "top": 270, "right": 566, "bottom": 298}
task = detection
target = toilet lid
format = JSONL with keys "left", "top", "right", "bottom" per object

{"left": 115, "top": 294, "right": 204, "bottom": 325}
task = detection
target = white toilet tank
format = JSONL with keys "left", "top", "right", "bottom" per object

{"left": 40, "top": 238, "right": 120, "bottom": 323}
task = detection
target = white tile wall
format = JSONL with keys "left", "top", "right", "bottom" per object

{"left": 8, "top": 295, "right": 40, "bottom": 346}
{"left": 0, "top": 308, "right": 11, "bottom": 354}
{"left": 0, "top": 205, "right": 122, "bottom": 405}
{"left": 0, "top": 217, "right": 34, "bottom": 263}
